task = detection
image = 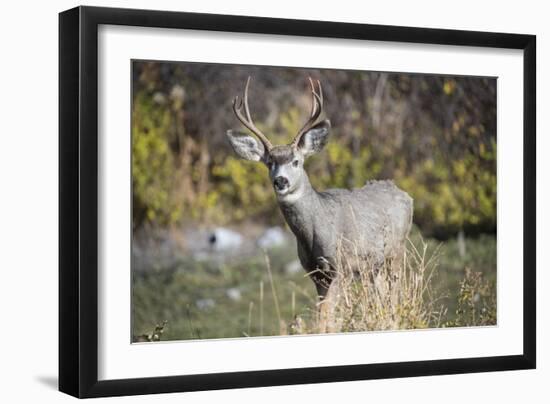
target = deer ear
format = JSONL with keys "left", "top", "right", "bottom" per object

{"left": 226, "top": 130, "right": 266, "bottom": 162}
{"left": 297, "top": 120, "right": 331, "bottom": 157}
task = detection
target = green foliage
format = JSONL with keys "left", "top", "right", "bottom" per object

{"left": 210, "top": 157, "right": 276, "bottom": 223}
{"left": 309, "top": 141, "right": 382, "bottom": 190}
{"left": 132, "top": 92, "right": 180, "bottom": 228}
{"left": 397, "top": 143, "right": 496, "bottom": 235}
{"left": 131, "top": 63, "right": 497, "bottom": 237}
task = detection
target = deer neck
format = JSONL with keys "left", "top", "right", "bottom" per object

{"left": 277, "top": 176, "right": 320, "bottom": 244}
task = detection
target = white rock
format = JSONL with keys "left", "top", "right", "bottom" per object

{"left": 257, "top": 227, "right": 287, "bottom": 249}
{"left": 226, "top": 287, "right": 242, "bottom": 301}
{"left": 196, "top": 298, "right": 215, "bottom": 310}
{"left": 208, "top": 227, "right": 243, "bottom": 252}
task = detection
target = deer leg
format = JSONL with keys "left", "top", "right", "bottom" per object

{"left": 314, "top": 279, "right": 329, "bottom": 299}
{"left": 311, "top": 274, "right": 329, "bottom": 333}
{"left": 313, "top": 257, "right": 336, "bottom": 333}
{"left": 308, "top": 257, "right": 332, "bottom": 298}
{"left": 318, "top": 282, "right": 341, "bottom": 334}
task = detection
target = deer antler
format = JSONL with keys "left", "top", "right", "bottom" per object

{"left": 232, "top": 77, "right": 273, "bottom": 152}
{"left": 291, "top": 77, "right": 324, "bottom": 148}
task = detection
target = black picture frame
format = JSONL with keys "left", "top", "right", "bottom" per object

{"left": 59, "top": 5, "right": 536, "bottom": 398}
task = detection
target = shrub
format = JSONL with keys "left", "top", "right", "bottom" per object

{"left": 444, "top": 267, "right": 497, "bottom": 327}
{"left": 132, "top": 91, "right": 180, "bottom": 228}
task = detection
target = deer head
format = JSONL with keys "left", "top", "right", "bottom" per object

{"left": 226, "top": 77, "right": 331, "bottom": 203}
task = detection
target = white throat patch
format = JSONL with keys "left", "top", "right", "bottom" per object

{"left": 276, "top": 187, "right": 304, "bottom": 204}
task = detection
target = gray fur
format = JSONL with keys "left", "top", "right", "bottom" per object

{"left": 279, "top": 178, "right": 413, "bottom": 297}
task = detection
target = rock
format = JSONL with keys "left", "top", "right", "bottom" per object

{"left": 285, "top": 259, "right": 303, "bottom": 275}
{"left": 196, "top": 298, "right": 215, "bottom": 310}
{"left": 226, "top": 287, "right": 242, "bottom": 301}
{"left": 257, "top": 227, "right": 287, "bottom": 249}
{"left": 208, "top": 227, "right": 243, "bottom": 252}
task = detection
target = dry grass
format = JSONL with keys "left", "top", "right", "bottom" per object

{"left": 287, "top": 237, "right": 445, "bottom": 335}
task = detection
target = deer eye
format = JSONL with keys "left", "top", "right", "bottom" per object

{"left": 292, "top": 160, "right": 299, "bottom": 167}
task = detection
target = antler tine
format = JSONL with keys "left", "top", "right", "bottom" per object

{"left": 292, "top": 77, "right": 324, "bottom": 147}
{"left": 244, "top": 76, "right": 253, "bottom": 122}
{"left": 317, "top": 79, "right": 323, "bottom": 110}
{"left": 307, "top": 78, "right": 323, "bottom": 118}
{"left": 232, "top": 77, "right": 273, "bottom": 151}
{"left": 308, "top": 77, "right": 317, "bottom": 117}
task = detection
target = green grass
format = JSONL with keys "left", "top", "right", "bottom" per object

{"left": 132, "top": 232, "right": 496, "bottom": 342}
{"left": 132, "top": 247, "right": 318, "bottom": 341}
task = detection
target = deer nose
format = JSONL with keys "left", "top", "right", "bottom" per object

{"left": 274, "top": 176, "right": 289, "bottom": 190}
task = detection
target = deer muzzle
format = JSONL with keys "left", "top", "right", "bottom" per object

{"left": 273, "top": 176, "right": 290, "bottom": 192}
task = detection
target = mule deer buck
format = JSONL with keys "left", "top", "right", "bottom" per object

{"left": 226, "top": 77, "right": 413, "bottom": 329}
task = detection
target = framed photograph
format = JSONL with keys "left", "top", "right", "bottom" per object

{"left": 59, "top": 6, "right": 536, "bottom": 398}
